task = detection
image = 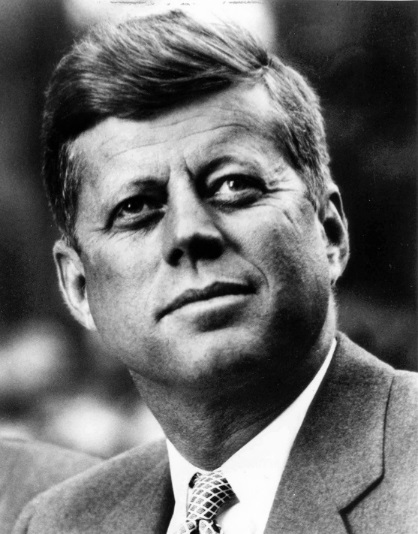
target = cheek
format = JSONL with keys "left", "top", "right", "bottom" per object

{"left": 235, "top": 204, "right": 328, "bottom": 284}
{"left": 82, "top": 242, "right": 156, "bottom": 335}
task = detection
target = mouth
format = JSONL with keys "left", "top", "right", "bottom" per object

{"left": 156, "top": 281, "right": 255, "bottom": 321}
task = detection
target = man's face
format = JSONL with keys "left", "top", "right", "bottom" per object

{"left": 61, "top": 84, "right": 341, "bottom": 388}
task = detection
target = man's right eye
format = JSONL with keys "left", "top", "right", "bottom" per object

{"left": 110, "top": 196, "right": 165, "bottom": 229}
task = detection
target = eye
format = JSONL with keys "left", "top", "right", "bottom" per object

{"left": 218, "top": 177, "right": 256, "bottom": 192}
{"left": 116, "top": 197, "right": 150, "bottom": 217}
{"left": 207, "top": 175, "right": 266, "bottom": 206}
{"left": 110, "top": 195, "right": 165, "bottom": 230}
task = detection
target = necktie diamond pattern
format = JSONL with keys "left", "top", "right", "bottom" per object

{"left": 175, "top": 470, "right": 235, "bottom": 534}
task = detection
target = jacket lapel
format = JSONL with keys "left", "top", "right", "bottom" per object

{"left": 264, "top": 430, "right": 347, "bottom": 534}
{"left": 265, "top": 333, "right": 393, "bottom": 533}
{"left": 96, "top": 443, "right": 174, "bottom": 534}
{"left": 136, "top": 459, "right": 173, "bottom": 534}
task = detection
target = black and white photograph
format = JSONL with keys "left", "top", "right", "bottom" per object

{"left": 0, "top": 1, "right": 416, "bottom": 533}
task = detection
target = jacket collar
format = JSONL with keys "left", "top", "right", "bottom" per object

{"left": 264, "top": 333, "right": 394, "bottom": 533}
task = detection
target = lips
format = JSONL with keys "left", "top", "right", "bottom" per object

{"left": 156, "top": 281, "right": 255, "bottom": 321}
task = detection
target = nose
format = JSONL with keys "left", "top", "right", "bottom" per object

{"left": 161, "top": 178, "right": 225, "bottom": 267}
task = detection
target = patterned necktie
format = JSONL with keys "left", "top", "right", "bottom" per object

{"left": 175, "top": 470, "right": 235, "bottom": 534}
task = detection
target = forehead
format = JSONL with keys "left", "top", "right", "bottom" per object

{"left": 72, "top": 84, "right": 280, "bottom": 177}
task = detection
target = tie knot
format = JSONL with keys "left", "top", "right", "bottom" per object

{"left": 187, "top": 470, "right": 235, "bottom": 522}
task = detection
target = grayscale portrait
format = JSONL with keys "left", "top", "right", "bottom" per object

{"left": 0, "top": 2, "right": 416, "bottom": 533}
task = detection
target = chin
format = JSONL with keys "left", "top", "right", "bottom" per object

{"left": 158, "top": 328, "right": 279, "bottom": 388}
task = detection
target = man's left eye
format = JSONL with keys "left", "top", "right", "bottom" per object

{"left": 209, "top": 175, "right": 265, "bottom": 203}
{"left": 219, "top": 177, "right": 253, "bottom": 193}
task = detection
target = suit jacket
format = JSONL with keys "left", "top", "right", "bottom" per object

{"left": 12, "top": 333, "right": 418, "bottom": 533}
{"left": 0, "top": 438, "right": 100, "bottom": 534}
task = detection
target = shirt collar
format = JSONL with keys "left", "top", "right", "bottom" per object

{"left": 167, "top": 338, "right": 336, "bottom": 522}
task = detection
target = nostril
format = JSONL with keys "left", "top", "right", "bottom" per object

{"left": 167, "top": 234, "right": 224, "bottom": 266}
{"left": 190, "top": 236, "right": 223, "bottom": 261}
{"left": 169, "top": 248, "right": 184, "bottom": 266}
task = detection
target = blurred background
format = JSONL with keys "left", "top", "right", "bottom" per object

{"left": 0, "top": 0, "right": 416, "bottom": 458}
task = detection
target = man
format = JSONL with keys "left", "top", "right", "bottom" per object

{"left": 0, "top": 437, "right": 99, "bottom": 534}
{"left": 13, "top": 10, "right": 418, "bottom": 534}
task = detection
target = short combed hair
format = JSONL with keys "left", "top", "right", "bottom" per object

{"left": 43, "top": 9, "right": 332, "bottom": 246}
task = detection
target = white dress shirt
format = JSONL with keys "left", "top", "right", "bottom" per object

{"left": 166, "top": 339, "right": 336, "bottom": 534}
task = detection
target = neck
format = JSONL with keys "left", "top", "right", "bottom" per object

{"left": 132, "top": 320, "right": 335, "bottom": 470}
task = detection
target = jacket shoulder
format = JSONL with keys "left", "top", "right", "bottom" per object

{"left": 385, "top": 369, "right": 418, "bottom": 465}
{"left": 0, "top": 438, "right": 99, "bottom": 534}
{"left": 390, "top": 368, "right": 418, "bottom": 409}
{"left": 336, "top": 336, "right": 418, "bottom": 533}
{"left": 12, "top": 440, "right": 169, "bottom": 534}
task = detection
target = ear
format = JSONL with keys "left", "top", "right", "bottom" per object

{"left": 53, "top": 240, "right": 96, "bottom": 330}
{"left": 319, "top": 184, "right": 350, "bottom": 285}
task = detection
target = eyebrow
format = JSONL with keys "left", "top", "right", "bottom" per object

{"left": 98, "top": 176, "right": 165, "bottom": 215}
{"left": 198, "top": 155, "right": 261, "bottom": 178}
